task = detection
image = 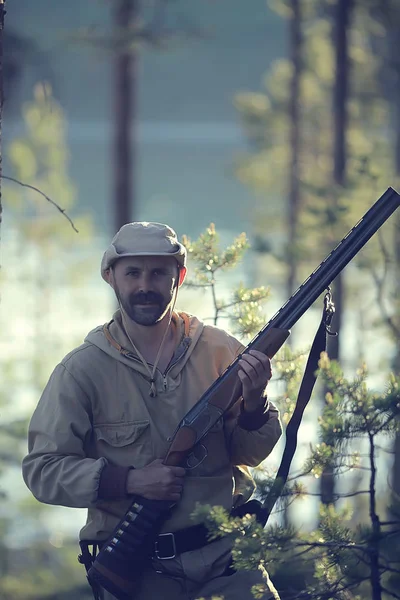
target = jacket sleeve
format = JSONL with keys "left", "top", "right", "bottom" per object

{"left": 223, "top": 398, "right": 282, "bottom": 467}
{"left": 22, "top": 363, "right": 107, "bottom": 508}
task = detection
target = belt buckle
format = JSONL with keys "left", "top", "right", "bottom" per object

{"left": 154, "top": 532, "right": 176, "bottom": 560}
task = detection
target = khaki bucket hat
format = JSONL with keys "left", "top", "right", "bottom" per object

{"left": 101, "top": 221, "right": 187, "bottom": 281}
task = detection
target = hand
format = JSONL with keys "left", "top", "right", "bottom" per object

{"left": 238, "top": 349, "right": 272, "bottom": 412}
{"left": 126, "top": 458, "right": 186, "bottom": 501}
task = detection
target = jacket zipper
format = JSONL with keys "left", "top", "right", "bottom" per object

{"left": 161, "top": 343, "right": 191, "bottom": 393}
{"left": 126, "top": 340, "right": 189, "bottom": 393}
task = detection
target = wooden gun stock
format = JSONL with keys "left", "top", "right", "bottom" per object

{"left": 164, "top": 327, "right": 290, "bottom": 467}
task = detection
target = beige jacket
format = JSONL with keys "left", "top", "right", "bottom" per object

{"left": 22, "top": 311, "right": 282, "bottom": 541}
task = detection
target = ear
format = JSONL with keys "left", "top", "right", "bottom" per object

{"left": 178, "top": 266, "right": 187, "bottom": 287}
{"left": 105, "top": 267, "right": 115, "bottom": 289}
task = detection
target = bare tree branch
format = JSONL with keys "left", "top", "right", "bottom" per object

{"left": 2, "top": 175, "right": 79, "bottom": 232}
{"left": 381, "top": 586, "right": 400, "bottom": 600}
{"left": 368, "top": 228, "right": 400, "bottom": 337}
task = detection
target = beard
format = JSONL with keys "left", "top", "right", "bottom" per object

{"left": 117, "top": 289, "right": 170, "bottom": 326}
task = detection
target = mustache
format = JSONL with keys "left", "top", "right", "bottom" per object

{"left": 129, "top": 291, "right": 163, "bottom": 305}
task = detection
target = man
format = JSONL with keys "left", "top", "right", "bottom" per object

{"left": 22, "top": 222, "right": 282, "bottom": 600}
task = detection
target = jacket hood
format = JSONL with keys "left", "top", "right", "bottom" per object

{"left": 84, "top": 310, "right": 204, "bottom": 390}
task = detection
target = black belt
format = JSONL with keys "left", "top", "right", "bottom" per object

{"left": 153, "top": 500, "right": 263, "bottom": 560}
{"left": 153, "top": 523, "right": 218, "bottom": 560}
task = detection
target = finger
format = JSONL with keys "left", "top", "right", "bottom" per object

{"left": 241, "top": 353, "right": 272, "bottom": 379}
{"left": 168, "top": 466, "right": 186, "bottom": 477}
{"left": 240, "top": 354, "right": 265, "bottom": 375}
{"left": 248, "top": 349, "right": 270, "bottom": 363}
{"left": 247, "top": 351, "right": 272, "bottom": 373}
{"left": 238, "top": 362, "right": 270, "bottom": 397}
{"left": 171, "top": 484, "right": 183, "bottom": 494}
{"left": 238, "top": 369, "right": 253, "bottom": 398}
{"left": 173, "top": 478, "right": 185, "bottom": 490}
{"left": 170, "top": 486, "right": 183, "bottom": 501}
{"left": 239, "top": 358, "right": 259, "bottom": 380}
{"left": 170, "top": 494, "right": 181, "bottom": 502}
{"left": 238, "top": 368, "right": 252, "bottom": 388}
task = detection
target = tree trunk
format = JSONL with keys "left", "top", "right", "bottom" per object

{"left": 0, "top": 1, "right": 5, "bottom": 238}
{"left": 113, "top": 0, "right": 138, "bottom": 233}
{"left": 390, "top": 7, "right": 400, "bottom": 513}
{"left": 281, "top": 0, "right": 303, "bottom": 529}
{"left": 287, "top": 0, "right": 302, "bottom": 298}
{"left": 320, "top": 0, "right": 353, "bottom": 506}
{"left": 392, "top": 214, "right": 400, "bottom": 501}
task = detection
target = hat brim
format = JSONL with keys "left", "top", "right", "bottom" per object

{"left": 101, "top": 250, "right": 186, "bottom": 281}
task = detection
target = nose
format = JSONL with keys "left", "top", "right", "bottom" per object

{"left": 137, "top": 272, "right": 152, "bottom": 292}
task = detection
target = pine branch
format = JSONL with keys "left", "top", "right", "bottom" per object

{"left": 294, "top": 539, "right": 372, "bottom": 554}
{"left": 282, "top": 489, "right": 370, "bottom": 499}
{"left": 183, "top": 281, "right": 211, "bottom": 289}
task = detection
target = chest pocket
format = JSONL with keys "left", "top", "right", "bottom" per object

{"left": 94, "top": 421, "right": 152, "bottom": 467}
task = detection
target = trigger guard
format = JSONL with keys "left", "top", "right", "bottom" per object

{"left": 186, "top": 444, "right": 207, "bottom": 470}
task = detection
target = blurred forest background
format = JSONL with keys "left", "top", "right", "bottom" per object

{"left": 0, "top": 0, "right": 400, "bottom": 598}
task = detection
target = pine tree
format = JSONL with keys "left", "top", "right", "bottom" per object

{"left": 193, "top": 355, "right": 400, "bottom": 599}
{"left": 181, "top": 224, "right": 271, "bottom": 338}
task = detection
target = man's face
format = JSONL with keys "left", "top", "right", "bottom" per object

{"left": 111, "top": 256, "right": 180, "bottom": 326}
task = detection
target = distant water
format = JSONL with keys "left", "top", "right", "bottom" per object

{"left": 4, "top": 120, "right": 244, "bottom": 145}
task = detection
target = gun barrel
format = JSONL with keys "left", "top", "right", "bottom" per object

{"left": 266, "top": 186, "right": 400, "bottom": 331}
{"left": 182, "top": 187, "right": 400, "bottom": 414}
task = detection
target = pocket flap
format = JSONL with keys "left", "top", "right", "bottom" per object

{"left": 94, "top": 421, "right": 150, "bottom": 447}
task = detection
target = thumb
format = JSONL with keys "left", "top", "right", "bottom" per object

{"left": 149, "top": 458, "right": 164, "bottom": 467}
